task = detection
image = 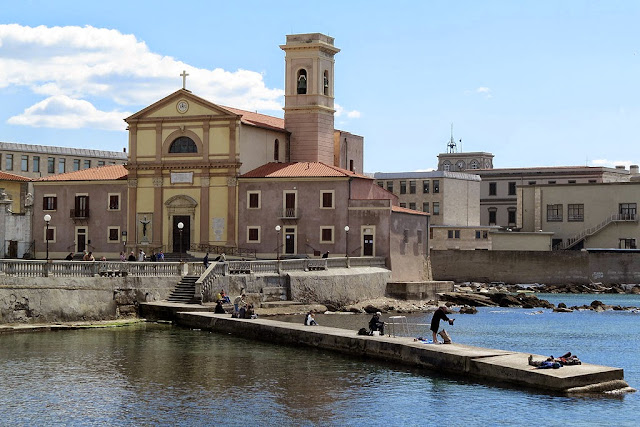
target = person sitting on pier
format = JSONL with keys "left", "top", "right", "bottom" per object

{"left": 369, "top": 312, "right": 385, "bottom": 335}
{"left": 220, "top": 290, "right": 231, "bottom": 303}
{"left": 214, "top": 300, "right": 226, "bottom": 314}
{"left": 431, "top": 306, "right": 454, "bottom": 344}
{"left": 234, "top": 293, "right": 246, "bottom": 315}
{"left": 304, "top": 311, "right": 318, "bottom": 326}
{"left": 65, "top": 253, "right": 74, "bottom": 261}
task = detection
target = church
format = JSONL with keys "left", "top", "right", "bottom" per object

{"left": 123, "top": 33, "right": 365, "bottom": 254}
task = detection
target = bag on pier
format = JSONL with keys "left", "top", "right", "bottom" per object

{"left": 358, "top": 328, "right": 371, "bottom": 336}
{"left": 438, "top": 329, "right": 452, "bottom": 344}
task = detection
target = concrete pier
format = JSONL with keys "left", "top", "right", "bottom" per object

{"left": 174, "top": 311, "right": 634, "bottom": 394}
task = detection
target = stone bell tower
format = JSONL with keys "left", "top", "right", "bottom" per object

{"left": 280, "top": 33, "right": 340, "bottom": 164}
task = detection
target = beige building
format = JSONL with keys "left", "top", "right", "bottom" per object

{"left": 519, "top": 178, "right": 640, "bottom": 250}
{"left": 0, "top": 141, "right": 127, "bottom": 179}
{"left": 372, "top": 171, "right": 495, "bottom": 250}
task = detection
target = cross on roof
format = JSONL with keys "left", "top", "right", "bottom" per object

{"left": 180, "top": 70, "right": 189, "bottom": 89}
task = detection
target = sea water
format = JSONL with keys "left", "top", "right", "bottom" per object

{"left": 1, "top": 293, "right": 638, "bottom": 426}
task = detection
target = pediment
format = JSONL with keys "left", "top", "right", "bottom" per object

{"left": 125, "top": 89, "right": 240, "bottom": 122}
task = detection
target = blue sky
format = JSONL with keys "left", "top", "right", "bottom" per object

{"left": 1, "top": 0, "right": 639, "bottom": 172}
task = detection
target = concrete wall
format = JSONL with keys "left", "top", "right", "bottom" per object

{"left": 431, "top": 249, "right": 640, "bottom": 285}
{"left": 0, "top": 275, "right": 177, "bottom": 324}
{"left": 389, "top": 211, "right": 429, "bottom": 281}
{"left": 490, "top": 231, "right": 552, "bottom": 251}
{"left": 238, "top": 125, "right": 289, "bottom": 174}
{"left": 430, "top": 226, "right": 492, "bottom": 250}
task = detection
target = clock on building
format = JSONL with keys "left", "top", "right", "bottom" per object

{"left": 177, "top": 100, "right": 189, "bottom": 114}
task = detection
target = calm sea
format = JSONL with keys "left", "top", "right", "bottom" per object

{"left": 1, "top": 293, "right": 638, "bottom": 426}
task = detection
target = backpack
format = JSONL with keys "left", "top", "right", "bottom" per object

{"left": 358, "top": 328, "right": 370, "bottom": 336}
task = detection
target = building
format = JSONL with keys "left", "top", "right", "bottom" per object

{"left": 372, "top": 171, "right": 494, "bottom": 250}
{"left": 33, "top": 165, "right": 128, "bottom": 259}
{"left": 238, "top": 162, "right": 430, "bottom": 281}
{"left": 519, "top": 178, "right": 640, "bottom": 250}
{"left": 0, "top": 171, "right": 33, "bottom": 258}
{"left": 123, "top": 33, "right": 363, "bottom": 254}
{"left": 0, "top": 141, "right": 127, "bottom": 179}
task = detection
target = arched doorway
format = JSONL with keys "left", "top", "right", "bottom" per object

{"left": 165, "top": 195, "right": 197, "bottom": 253}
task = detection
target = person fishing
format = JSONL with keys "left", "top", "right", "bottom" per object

{"left": 431, "top": 306, "right": 454, "bottom": 344}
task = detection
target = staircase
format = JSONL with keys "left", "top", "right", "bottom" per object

{"left": 162, "top": 252, "right": 198, "bottom": 262}
{"left": 560, "top": 213, "right": 638, "bottom": 250}
{"left": 167, "top": 275, "right": 201, "bottom": 304}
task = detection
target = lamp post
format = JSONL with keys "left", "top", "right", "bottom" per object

{"left": 177, "top": 222, "right": 184, "bottom": 260}
{"left": 344, "top": 225, "right": 350, "bottom": 267}
{"left": 44, "top": 214, "right": 52, "bottom": 260}
{"left": 275, "top": 225, "right": 281, "bottom": 261}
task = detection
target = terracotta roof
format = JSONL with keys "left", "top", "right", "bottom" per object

{"left": 38, "top": 165, "right": 128, "bottom": 181}
{"left": 0, "top": 171, "right": 31, "bottom": 182}
{"left": 221, "top": 106, "right": 285, "bottom": 131}
{"left": 392, "top": 205, "right": 429, "bottom": 216}
{"left": 240, "top": 162, "right": 370, "bottom": 179}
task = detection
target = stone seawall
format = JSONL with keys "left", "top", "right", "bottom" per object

{"left": 0, "top": 276, "right": 177, "bottom": 324}
{"left": 431, "top": 250, "right": 640, "bottom": 285}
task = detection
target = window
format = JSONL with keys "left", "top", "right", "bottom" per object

{"left": 58, "top": 158, "right": 65, "bottom": 174}
{"left": 443, "top": 161, "right": 451, "bottom": 171}
{"left": 108, "top": 227, "right": 120, "bottom": 242}
{"left": 21, "top": 155, "right": 28, "bottom": 172}
{"left": 508, "top": 182, "right": 516, "bottom": 196}
{"left": 619, "top": 238, "right": 637, "bottom": 249}
{"left": 47, "top": 157, "right": 55, "bottom": 173}
{"left": 247, "top": 191, "right": 261, "bottom": 209}
{"left": 323, "top": 70, "right": 329, "bottom": 95}
{"left": 350, "top": 159, "right": 354, "bottom": 172}
{"left": 44, "top": 226, "right": 56, "bottom": 243}
{"left": 447, "top": 230, "right": 460, "bottom": 239}
{"left": 409, "top": 202, "right": 416, "bottom": 210}
{"left": 297, "top": 69, "right": 307, "bottom": 94}
{"left": 5, "top": 154, "right": 13, "bottom": 171}
{"left": 84, "top": 160, "right": 91, "bottom": 169}
{"left": 417, "top": 230, "right": 423, "bottom": 244}
{"left": 74, "top": 195, "right": 89, "bottom": 218}
{"left": 43, "top": 195, "right": 57, "bottom": 211}
{"left": 588, "top": 179, "right": 596, "bottom": 183}
{"left": 409, "top": 180, "right": 416, "bottom": 194}
{"left": 488, "top": 208, "right": 497, "bottom": 225}
{"left": 433, "top": 202, "right": 440, "bottom": 215}
{"left": 400, "top": 203, "right": 406, "bottom": 208}
{"left": 73, "top": 159, "right": 80, "bottom": 171}
{"left": 483, "top": 231, "right": 488, "bottom": 239}
{"left": 422, "top": 180, "right": 429, "bottom": 193}
{"left": 475, "top": 231, "right": 481, "bottom": 239}
{"left": 320, "top": 190, "right": 334, "bottom": 209}
{"left": 528, "top": 181, "right": 536, "bottom": 185}
{"left": 568, "top": 204, "right": 584, "bottom": 222}
{"left": 475, "top": 230, "right": 489, "bottom": 239}
{"left": 169, "top": 136, "right": 197, "bottom": 153}
{"left": 247, "top": 227, "right": 260, "bottom": 243}
{"left": 548, "top": 180, "right": 556, "bottom": 184}
{"left": 274, "top": 139, "right": 279, "bottom": 161}
{"left": 108, "top": 194, "right": 120, "bottom": 210}
{"left": 619, "top": 203, "right": 637, "bottom": 219}
{"left": 377, "top": 181, "right": 384, "bottom": 188}
{"left": 400, "top": 181, "right": 407, "bottom": 194}
{"left": 568, "top": 180, "right": 576, "bottom": 184}
{"left": 320, "top": 226, "right": 334, "bottom": 243}
{"left": 422, "top": 202, "right": 429, "bottom": 213}
{"left": 469, "top": 159, "right": 479, "bottom": 169}
{"left": 386, "top": 181, "right": 393, "bottom": 192}
{"left": 33, "top": 156, "right": 40, "bottom": 173}
{"left": 98, "top": 160, "right": 105, "bottom": 167}
{"left": 508, "top": 208, "right": 516, "bottom": 225}
{"left": 433, "top": 180, "right": 440, "bottom": 193}
{"left": 489, "top": 182, "right": 497, "bottom": 196}
{"left": 403, "top": 229, "right": 409, "bottom": 244}
{"left": 547, "top": 204, "right": 563, "bottom": 222}
{"left": 430, "top": 227, "right": 434, "bottom": 240}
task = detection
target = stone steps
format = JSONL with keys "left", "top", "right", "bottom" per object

{"left": 167, "top": 275, "right": 201, "bottom": 304}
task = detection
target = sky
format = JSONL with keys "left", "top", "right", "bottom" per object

{"left": 1, "top": 0, "right": 639, "bottom": 173}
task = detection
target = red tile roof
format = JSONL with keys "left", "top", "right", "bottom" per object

{"left": 222, "top": 106, "right": 286, "bottom": 131}
{"left": 38, "top": 165, "right": 128, "bottom": 181}
{"left": 240, "top": 162, "right": 370, "bottom": 179}
{"left": 392, "top": 205, "right": 429, "bottom": 216}
{"left": 0, "top": 171, "right": 31, "bottom": 182}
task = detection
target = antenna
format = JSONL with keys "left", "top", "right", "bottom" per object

{"left": 447, "top": 123, "right": 457, "bottom": 153}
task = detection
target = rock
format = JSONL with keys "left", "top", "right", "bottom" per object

{"left": 593, "top": 305, "right": 605, "bottom": 312}
{"left": 459, "top": 305, "right": 478, "bottom": 314}
{"left": 438, "top": 292, "right": 496, "bottom": 307}
{"left": 324, "top": 303, "right": 340, "bottom": 312}
{"left": 498, "top": 295, "right": 521, "bottom": 307}
{"left": 590, "top": 300, "right": 605, "bottom": 308}
{"left": 347, "top": 307, "right": 362, "bottom": 313}
{"left": 558, "top": 302, "right": 567, "bottom": 308}
{"left": 363, "top": 304, "right": 383, "bottom": 314}
{"left": 612, "top": 305, "right": 624, "bottom": 311}
{"left": 631, "top": 286, "right": 640, "bottom": 295}
{"left": 553, "top": 307, "right": 573, "bottom": 313}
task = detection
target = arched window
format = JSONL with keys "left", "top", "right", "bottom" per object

{"left": 169, "top": 136, "right": 198, "bottom": 153}
{"left": 443, "top": 161, "right": 452, "bottom": 171}
{"left": 323, "top": 70, "right": 329, "bottom": 95}
{"left": 274, "top": 139, "right": 279, "bottom": 162}
{"left": 297, "top": 69, "right": 307, "bottom": 94}
{"left": 469, "top": 159, "right": 479, "bottom": 169}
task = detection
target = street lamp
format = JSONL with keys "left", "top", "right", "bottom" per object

{"left": 44, "top": 214, "right": 52, "bottom": 260}
{"left": 275, "top": 225, "right": 281, "bottom": 260}
{"left": 344, "top": 225, "right": 350, "bottom": 266}
{"left": 177, "top": 221, "right": 184, "bottom": 259}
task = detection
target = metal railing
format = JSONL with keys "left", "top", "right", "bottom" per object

{"left": 559, "top": 213, "right": 638, "bottom": 250}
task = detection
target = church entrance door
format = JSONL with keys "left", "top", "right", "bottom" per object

{"left": 173, "top": 216, "right": 191, "bottom": 253}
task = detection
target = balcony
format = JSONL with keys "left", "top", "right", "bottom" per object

{"left": 70, "top": 208, "right": 90, "bottom": 219}
{"left": 279, "top": 208, "right": 299, "bottom": 219}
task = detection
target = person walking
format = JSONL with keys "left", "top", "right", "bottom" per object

{"left": 203, "top": 252, "right": 210, "bottom": 268}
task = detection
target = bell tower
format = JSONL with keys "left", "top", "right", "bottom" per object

{"left": 281, "top": 33, "right": 340, "bottom": 164}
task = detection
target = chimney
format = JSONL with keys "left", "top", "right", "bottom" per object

{"left": 630, "top": 165, "right": 639, "bottom": 175}
{"left": 615, "top": 165, "right": 626, "bottom": 170}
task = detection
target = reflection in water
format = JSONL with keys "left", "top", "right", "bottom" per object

{"left": 2, "top": 298, "right": 639, "bottom": 426}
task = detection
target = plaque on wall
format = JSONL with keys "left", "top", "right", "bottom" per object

{"left": 212, "top": 217, "right": 225, "bottom": 241}
{"left": 171, "top": 172, "right": 193, "bottom": 184}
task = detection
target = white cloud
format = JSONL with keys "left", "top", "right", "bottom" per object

{"left": 335, "top": 103, "right": 361, "bottom": 119}
{"left": 475, "top": 87, "right": 492, "bottom": 98}
{"left": 0, "top": 24, "right": 289, "bottom": 128}
{"left": 590, "top": 159, "right": 635, "bottom": 168}
{"left": 7, "top": 95, "right": 130, "bottom": 130}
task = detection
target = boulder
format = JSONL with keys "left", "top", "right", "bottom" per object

{"left": 459, "top": 305, "right": 478, "bottom": 314}
{"left": 553, "top": 307, "right": 573, "bottom": 313}
{"left": 363, "top": 304, "right": 383, "bottom": 314}
{"left": 558, "top": 302, "right": 567, "bottom": 308}
{"left": 498, "top": 295, "right": 521, "bottom": 307}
